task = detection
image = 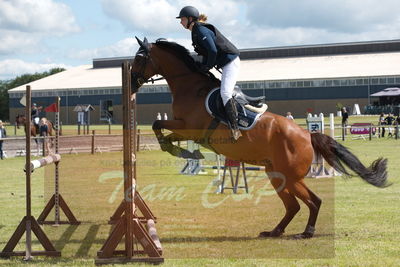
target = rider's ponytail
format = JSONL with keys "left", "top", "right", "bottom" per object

{"left": 198, "top": 14, "right": 208, "bottom": 22}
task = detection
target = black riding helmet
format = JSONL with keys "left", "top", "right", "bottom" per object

{"left": 176, "top": 6, "right": 199, "bottom": 19}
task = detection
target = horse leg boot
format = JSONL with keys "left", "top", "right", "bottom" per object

{"left": 224, "top": 98, "right": 242, "bottom": 141}
{"left": 289, "top": 180, "right": 322, "bottom": 239}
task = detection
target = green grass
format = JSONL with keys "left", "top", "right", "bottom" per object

{"left": 3, "top": 115, "right": 381, "bottom": 137}
{"left": 0, "top": 138, "right": 399, "bottom": 266}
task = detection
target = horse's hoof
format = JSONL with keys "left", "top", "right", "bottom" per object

{"left": 258, "top": 229, "right": 284, "bottom": 238}
{"left": 293, "top": 232, "right": 314, "bottom": 239}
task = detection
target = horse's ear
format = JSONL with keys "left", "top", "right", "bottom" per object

{"left": 135, "top": 36, "right": 144, "bottom": 47}
{"left": 135, "top": 36, "right": 150, "bottom": 54}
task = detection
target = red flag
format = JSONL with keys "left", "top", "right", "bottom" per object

{"left": 45, "top": 103, "right": 58, "bottom": 112}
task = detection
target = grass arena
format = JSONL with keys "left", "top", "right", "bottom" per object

{"left": 0, "top": 122, "right": 399, "bottom": 266}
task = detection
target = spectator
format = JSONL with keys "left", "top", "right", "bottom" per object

{"left": 379, "top": 113, "right": 386, "bottom": 138}
{"left": 0, "top": 120, "right": 7, "bottom": 159}
{"left": 163, "top": 113, "right": 168, "bottom": 120}
{"left": 156, "top": 112, "right": 162, "bottom": 120}
{"left": 384, "top": 113, "right": 395, "bottom": 137}
{"left": 39, "top": 118, "right": 51, "bottom": 154}
{"left": 341, "top": 107, "right": 349, "bottom": 135}
{"left": 286, "top": 112, "right": 294, "bottom": 120}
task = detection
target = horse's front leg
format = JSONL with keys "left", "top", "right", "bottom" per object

{"left": 152, "top": 119, "right": 204, "bottom": 159}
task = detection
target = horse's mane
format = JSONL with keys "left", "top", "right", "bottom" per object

{"left": 154, "top": 39, "right": 220, "bottom": 84}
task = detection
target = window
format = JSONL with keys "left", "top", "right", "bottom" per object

{"left": 296, "top": 81, "right": 303, "bottom": 87}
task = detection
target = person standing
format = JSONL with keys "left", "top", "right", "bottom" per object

{"left": 384, "top": 113, "right": 395, "bottom": 137}
{"left": 0, "top": 120, "right": 7, "bottom": 159}
{"left": 379, "top": 113, "right": 386, "bottom": 138}
{"left": 341, "top": 107, "right": 349, "bottom": 135}
{"left": 39, "top": 118, "right": 51, "bottom": 154}
{"left": 176, "top": 6, "right": 241, "bottom": 140}
{"left": 286, "top": 112, "right": 294, "bottom": 120}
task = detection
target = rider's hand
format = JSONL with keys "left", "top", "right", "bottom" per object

{"left": 199, "top": 64, "right": 210, "bottom": 73}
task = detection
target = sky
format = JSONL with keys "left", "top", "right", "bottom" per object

{"left": 1, "top": 0, "right": 400, "bottom": 80}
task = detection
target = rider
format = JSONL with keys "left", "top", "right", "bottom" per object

{"left": 176, "top": 6, "right": 242, "bottom": 140}
{"left": 31, "top": 103, "right": 42, "bottom": 132}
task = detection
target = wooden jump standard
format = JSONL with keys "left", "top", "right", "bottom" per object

{"left": 95, "top": 62, "right": 163, "bottom": 265}
{"left": 0, "top": 86, "right": 61, "bottom": 260}
{"left": 37, "top": 97, "right": 79, "bottom": 225}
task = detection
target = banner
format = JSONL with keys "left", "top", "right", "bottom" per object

{"left": 350, "top": 123, "right": 376, "bottom": 135}
{"left": 45, "top": 103, "right": 58, "bottom": 112}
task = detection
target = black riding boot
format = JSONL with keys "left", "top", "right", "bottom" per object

{"left": 224, "top": 98, "right": 242, "bottom": 141}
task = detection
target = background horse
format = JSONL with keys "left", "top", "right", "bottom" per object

{"left": 130, "top": 37, "right": 389, "bottom": 239}
{"left": 16, "top": 114, "right": 53, "bottom": 137}
{"left": 16, "top": 114, "right": 54, "bottom": 154}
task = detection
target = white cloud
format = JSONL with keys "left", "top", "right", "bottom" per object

{"left": 71, "top": 38, "right": 139, "bottom": 60}
{"left": 246, "top": 0, "right": 400, "bottom": 33}
{"left": 70, "top": 36, "right": 198, "bottom": 62}
{"left": 0, "top": 30, "right": 40, "bottom": 55}
{"left": 100, "top": 0, "right": 241, "bottom": 36}
{"left": 0, "top": 0, "right": 80, "bottom": 34}
{"left": 99, "top": 0, "right": 400, "bottom": 50}
{"left": 0, "top": 0, "right": 80, "bottom": 55}
{"left": 101, "top": 0, "right": 177, "bottom": 35}
{"left": 0, "top": 59, "right": 69, "bottom": 80}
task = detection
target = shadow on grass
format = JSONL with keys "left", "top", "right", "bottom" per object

{"left": 75, "top": 224, "right": 100, "bottom": 257}
{"left": 161, "top": 236, "right": 256, "bottom": 243}
{"left": 161, "top": 233, "right": 335, "bottom": 243}
{"left": 54, "top": 225, "right": 79, "bottom": 251}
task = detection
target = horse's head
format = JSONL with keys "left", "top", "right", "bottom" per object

{"left": 131, "top": 37, "right": 159, "bottom": 93}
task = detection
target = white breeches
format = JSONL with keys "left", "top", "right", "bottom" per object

{"left": 220, "top": 57, "right": 240, "bottom": 105}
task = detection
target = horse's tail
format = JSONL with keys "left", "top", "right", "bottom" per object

{"left": 310, "top": 132, "right": 390, "bottom": 188}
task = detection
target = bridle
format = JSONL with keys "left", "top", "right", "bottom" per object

{"left": 131, "top": 44, "right": 204, "bottom": 91}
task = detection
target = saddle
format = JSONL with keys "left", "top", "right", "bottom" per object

{"left": 205, "top": 86, "right": 268, "bottom": 130}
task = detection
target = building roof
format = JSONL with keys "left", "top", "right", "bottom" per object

{"left": 9, "top": 40, "right": 400, "bottom": 93}
{"left": 370, "top": 87, "right": 400, "bottom": 97}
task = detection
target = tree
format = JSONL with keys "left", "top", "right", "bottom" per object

{"left": 0, "top": 68, "right": 65, "bottom": 121}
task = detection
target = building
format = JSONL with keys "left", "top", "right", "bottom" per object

{"left": 8, "top": 39, "right": 400, "bottom": 124}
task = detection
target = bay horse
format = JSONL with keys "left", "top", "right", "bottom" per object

{"left": 131, "top": 37, "right": 389, "bottom": 239}
{"left": 16, "top": 114, "right": 54, "bottom": 137}
{"left": 16, "top": 114, "right": 54, "bottom": 154}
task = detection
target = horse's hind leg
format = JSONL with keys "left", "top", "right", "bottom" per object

{"left": 259, "top": 177, "right": 300, "bottom": 238}
{"left": 288, "top": 179, "right": 322, "bottom": 239}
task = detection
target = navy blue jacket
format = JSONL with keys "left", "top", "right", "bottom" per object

{"left": 191, "top": 22, "right": 239, "bottom": 69}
